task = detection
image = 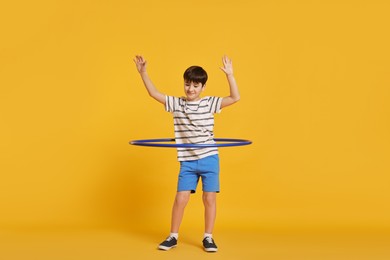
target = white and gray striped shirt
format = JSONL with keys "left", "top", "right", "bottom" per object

{"left": 165, "top": 95, "right": 223, "bottom": 161}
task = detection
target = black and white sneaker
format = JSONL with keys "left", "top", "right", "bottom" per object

{"left": 202, "top": 236, "right": 218, "bottom": 252}
{"left": 158, "top": 236, "right": 177, "bottom": 250}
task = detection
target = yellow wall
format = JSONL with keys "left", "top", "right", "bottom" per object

{"left": 1, "top": 0, "right": 389, "bottom": 231}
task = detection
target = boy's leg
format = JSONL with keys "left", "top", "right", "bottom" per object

{"left": 159, "top": 191, "right": 191, "bottom": 250}
{"left": 171, "top": 191, "right": 191, "bottom": 233}
{"left": 202, "top": 191, "right": 218, "bottom": 252}
{"left": 202, "top": 191, "right": 216, "bottom": 234}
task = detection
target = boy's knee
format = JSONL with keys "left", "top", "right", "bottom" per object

{"left": 202, "top": 192, "right": 216, "bottom": 206}
{"left": 175, "top": 191, "right": 191, "bottom": 206}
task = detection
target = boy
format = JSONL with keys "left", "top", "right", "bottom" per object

{"left": 133, "top": 55, "right": 240, "bottom": 252}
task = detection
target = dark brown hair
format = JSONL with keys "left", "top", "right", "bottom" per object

{"left": 183, "top": 66, "right": 208, "bottom": 85}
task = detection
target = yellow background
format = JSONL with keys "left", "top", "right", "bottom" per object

{"left": 1, "top": 0, "right": 390, "bottom": 259}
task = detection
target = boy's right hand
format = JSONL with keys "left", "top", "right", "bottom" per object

{"left": 133, "top": 55, "right": 147, "bottom": 73}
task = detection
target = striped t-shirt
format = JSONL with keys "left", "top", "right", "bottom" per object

{"left": 165, "top": 95, "right": 223, "bottom": 161}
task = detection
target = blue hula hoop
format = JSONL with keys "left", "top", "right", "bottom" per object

{"left": 130, "top": 138, "right": 252, "bottom": 148}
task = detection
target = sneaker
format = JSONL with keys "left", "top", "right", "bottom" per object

{"left": 158, "top": 236, "right": 177, "bottom": 250}
{"left": 202, "top": 236, "right": 218, "bottom": 252}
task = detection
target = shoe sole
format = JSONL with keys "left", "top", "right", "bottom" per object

{"left": 204, "top": 247, "right": 218, "bottom": 252}
{"left": 158, "top": 245, "right": 177, "bottom": 251}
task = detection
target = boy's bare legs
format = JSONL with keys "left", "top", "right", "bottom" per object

{"left": 202, "top": 191, "right": 217, "bottom": 233}
{"left": 170, "top": 191, "right": 191, "bottom": 233}
{"left": 170, "top": 191, "right": 216, "bottom": 233}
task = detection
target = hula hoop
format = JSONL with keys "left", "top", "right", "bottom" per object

{"left": 130, "top": 138, "right": 252, "bottom": 148}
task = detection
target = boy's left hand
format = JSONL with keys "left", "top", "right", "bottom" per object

{"left": 220, "top": 55, "right": 234, "bottom": 76}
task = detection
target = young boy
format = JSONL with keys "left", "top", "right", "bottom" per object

{"left": 133, "top": 55, "right": 240, "bottom": 252}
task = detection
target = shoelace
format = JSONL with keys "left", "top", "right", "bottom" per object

{"left": 204, "top": 237, "right": 214, "bottom": 244}
{"left": 166, "top": 236, "right": 175, "bottom": 241}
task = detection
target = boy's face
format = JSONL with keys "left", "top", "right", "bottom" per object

{"left": 184, "top": 81, "right": 205, "bottom": 101}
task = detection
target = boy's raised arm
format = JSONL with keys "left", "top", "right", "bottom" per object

{"left": 220, "top": 55, "right": 240, "bottom": 108}
{"left": 133, "top": 55, "right": 166, "bottom": 105}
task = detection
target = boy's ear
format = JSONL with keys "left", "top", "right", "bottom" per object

{"left": 202, "top": 84, "right": 206, "bottom": 90}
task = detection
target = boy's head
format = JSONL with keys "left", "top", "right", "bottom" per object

{"left": 183, "top": 66, "right": 208, "bottom": 101}
{"left": 183, "top": 66, "right": 207, "bottom": 101}
{"left": 183, "top": 66, "right": 208, "bottom": 86}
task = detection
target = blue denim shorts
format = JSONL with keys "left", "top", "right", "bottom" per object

{"left": 178, "top": 154, "right": 220, "bottom": 193}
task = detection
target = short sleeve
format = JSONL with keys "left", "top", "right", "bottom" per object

{"left": 165, "top": 95, "right": 180, "bottom": 112}
{"left": 208, "top": 97, "right": 223, "bottom": 114}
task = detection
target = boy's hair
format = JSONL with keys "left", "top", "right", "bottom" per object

{"left": 183, "top": 66, "right": 208, "bottom": 85}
